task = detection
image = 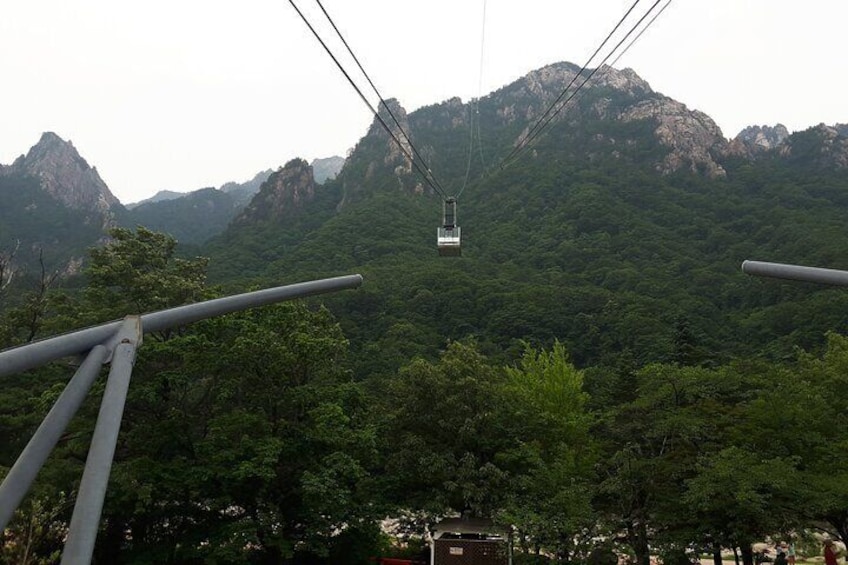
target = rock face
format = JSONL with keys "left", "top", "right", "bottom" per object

{"left": 736, "top": 124, "right": 790, "bottom": 150}
{"left": 369, "top": 98, "right": 414, "bottom": 177}
{"left": 778, "top": 123, "right": 848, "bottom": 168}
{"left": 728, "top": 124, "right": 790, "bottom": 158}
{"left": 4, "top": 132, "right": 120, "bottom": 221}
{"left": 234, "top": 158, "right": 316, "bottom": 225}
{"left": 310, "top": 156, "right": 345, "bottom": 184}
{"left": 220, "top": 168, "right": 275, "bottom": 208}
{"left": 618, "top": 96, "right": 728, "bottom": 177}
{"left": 522, "top": 63, "right": 727, "bottom": 178}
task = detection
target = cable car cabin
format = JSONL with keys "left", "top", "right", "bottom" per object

{"left": 438, "top": 198, "right": 461, "bottom": 256}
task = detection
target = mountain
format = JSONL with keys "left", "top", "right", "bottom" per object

{"left": 311, "top": 156, "right": 345, "bottom": 183}
{"left": 204, "top": 61, "right": 848, "bottom": 375}
{"left": 4, "top": 60, "right": 848, "bottom": 372}
{"left": 1, "top": 132, "right": 122, "bottom": 226}
{"left": 119, "top": 170, "right": 275, "bottom": 244}
{"left": 125, "top": 187, "right": 241, "bottom": 246}
{"left": 125, "top": 189, "right": 186, "bottom": 209}
{"left": 0, "top": 173, "right": 107, "bottom": 280}
{"left": 777, "top": 123, "right": 848, "bottom": 169}
{"left": 234, "top": 159, "right": 318, "bottom": 225}
{"left": 120, "top": 160, "right": 341, "bottom": 246}
{"left": 731, "top": 124, "right": 790, "bottom": 156}
{"left": 219, "top": 168, "right": 275, "bottom": 208}
{"left": 0, "top": 133, "right": 124, "bottom": 279}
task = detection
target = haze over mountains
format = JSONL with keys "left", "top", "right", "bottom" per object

{"left": 2, "top": 61, "right": 848, "bottom": 367}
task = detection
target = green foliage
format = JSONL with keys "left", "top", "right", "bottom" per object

{"left": 499, "top": 342, "right": 597, "bottom": 562}
{"left": 379, "top": 340, "right": 509, "bottom": 517}
{"left": 124, "top": 187, "right": 239, "bottom": 245}
{"left": 684, "top": 446, "right": 801, "bottom": 544}
{"left": 6, "top": 71, "right": 848, "bottom": 564}
{"left": 84, "top": 226, "right": 208, "bottom": 320}
{"left": 0, "top": 173, "right": 104, "bottom": 280}
{"left": 0, "top": 495, "right": 67, "bottom": 565}
{"left": 91, "top": 301, "right": 381, "bottom": 563}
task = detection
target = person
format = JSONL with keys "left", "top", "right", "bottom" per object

{"left": 774, "top": 549, "right": 787, "bottom": 565}
{"left": 824, "top": 538, "right": 839, "bottom": 565}
{"left": 786, "top": 542, "right": 796, "bottom": 565}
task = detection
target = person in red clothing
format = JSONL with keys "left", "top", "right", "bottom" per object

{"left": 824, "top": 538, "right": 840, "bottom": 565}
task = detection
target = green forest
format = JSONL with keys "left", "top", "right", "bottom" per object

{"left": 2, "top": 75, "right": 848, "bottom": 564}
{"left": 1, "top": 225, "right": 847, "bottom": 564}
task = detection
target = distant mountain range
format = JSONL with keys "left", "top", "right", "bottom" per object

{"left": 0, "top": 132, "right": 345, "bottom": 276}
{"left": 126, "top": 156, "right": 345, "bottom": 210}
{"left": 2, "top": 61, "right": 848, "bottom": 370}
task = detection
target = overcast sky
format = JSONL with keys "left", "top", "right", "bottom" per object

{"left": 2, "top": 1, "right": 846, "bottom": 204}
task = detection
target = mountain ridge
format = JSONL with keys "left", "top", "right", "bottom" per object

{"left": 1, "top": 132, "right": 121, "bottom": 227}
{"left": 3, "top": 61, "right": 848, "bottom": 279}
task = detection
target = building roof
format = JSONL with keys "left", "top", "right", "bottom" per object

{"left": 432, "top": 517, "right": 505, "bottom": 537}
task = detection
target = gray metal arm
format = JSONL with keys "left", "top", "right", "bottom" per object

{"left": 0, "top": 274, "right": 362, "bottom": 564}
{"left": 0, "top": 274, "right": 363, "bottom": 378}
{"left": 742, "top": 260, "right": 848, "bottom": 287}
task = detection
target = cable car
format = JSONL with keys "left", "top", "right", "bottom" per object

{"left": 437, "top": 198, "right": 461, "bottom": 256}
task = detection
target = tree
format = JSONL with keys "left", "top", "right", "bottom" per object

{"left": 594, "top": 363, "right": 751, "bottom": 565}
{"left": 499, "top": 342, "right": 597, "bottom": 562}
{"left": 0, "top": 238, "right": 20, "bottom": 299}
{"left": 90, "top": 302, "right": 381, "bottom": 563}
{"left": 84, "top": 226, "right": 208, "bottom": 322}
{"left": 684, "top": 447, "right": 802, "bottom": 565}
{"left": 379, "top": 341, "right": 511, "bottom": 521}
{"left": 755, "top": 333, "right": 848, "bottom": 543}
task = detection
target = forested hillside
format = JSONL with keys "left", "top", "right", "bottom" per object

{"left": 205, "top": 63, "right": 848, "bottom": 374}
{"left": 2, "top": 61, "right": 848, "bottom": 564}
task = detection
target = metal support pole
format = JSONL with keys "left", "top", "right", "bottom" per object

{"left": 61, "top": 318, "right": 141, "bottom": 565}
{"left": 742, "top": 260, "right": 848, "bottom": 287}
{"left": 0, "top": 274, "right": 363, "bottom": 377}
{"left": 0, "top": 345, "right": 109, "bottom": 532}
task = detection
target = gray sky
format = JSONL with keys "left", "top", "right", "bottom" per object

{"left": 2, "top": 1, "right": 846, "bottom": 204}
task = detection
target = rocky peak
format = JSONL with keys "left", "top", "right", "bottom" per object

{"left": 310, "top": 156, "right": 345, "bottom": 184}
{"left": 488, "top": 62, "right": 729, "bottom": 177}
{"left": 4, "top": 132, "right": 120, "bottom": 218}
{"left": 729, "top": 124, "right": 790, "bottom": 157}
{"left": 369, "top": 98, "right": 413, "bottom": 175}
{"left": 618, "top": 96, "right": 728, "bottom": 178}
{"left": 234, "top": 158, "right": 316, "bottom": 225}
{"left": 777, "top": 123, "right": 848, "bottom": 169}
{"left": 219, "top": 168, "right": 275, "bottom": 208}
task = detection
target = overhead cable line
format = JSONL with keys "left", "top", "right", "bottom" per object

{"left": 499, "top": 0, "right": 644, "bottom": 168}
{"left": 517, "top": 0, "right": 664, "bottom": 151}
{"left": 288, "top": 0, "right": 449, "bottom": 200}
{"left": 458, "top": 100, "right": 476, "bottom": 199}
{"left": 610, "top": 0, "right": 674, "bottom": 68}
{"left": 313, "top": 0, "right": 449, "bottom": 198}
{"left": 456, "top": 0, "right": 489, "bottom": 199}
{"left": 476, "top": 0, "right": 488, "bottom": 172}
{"left": 500, "top": 0, "right": 668, "bottom": 171}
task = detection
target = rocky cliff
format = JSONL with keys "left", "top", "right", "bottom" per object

{"left": 343, "top": 62, "right": 734, "bottom": 188}
{"left": 725, "top": 124, "right": 791, "bottom": 160}
{"left": 777, "top": 123, "right": 848, "bottom": 169}
{"left": 220, "top": 168, "right": 275, "bottom": 208}
{"left": 3, "top": 132, "right": 121, "bottom": 225}
{"left": 505, "top": 62, "right": 728, "bottom": 178}
{"left": 311, "top": 156, "right": 345, "bottom": 184}
{"left": 233, "top": 158, "right": 316, "bottom": 225}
